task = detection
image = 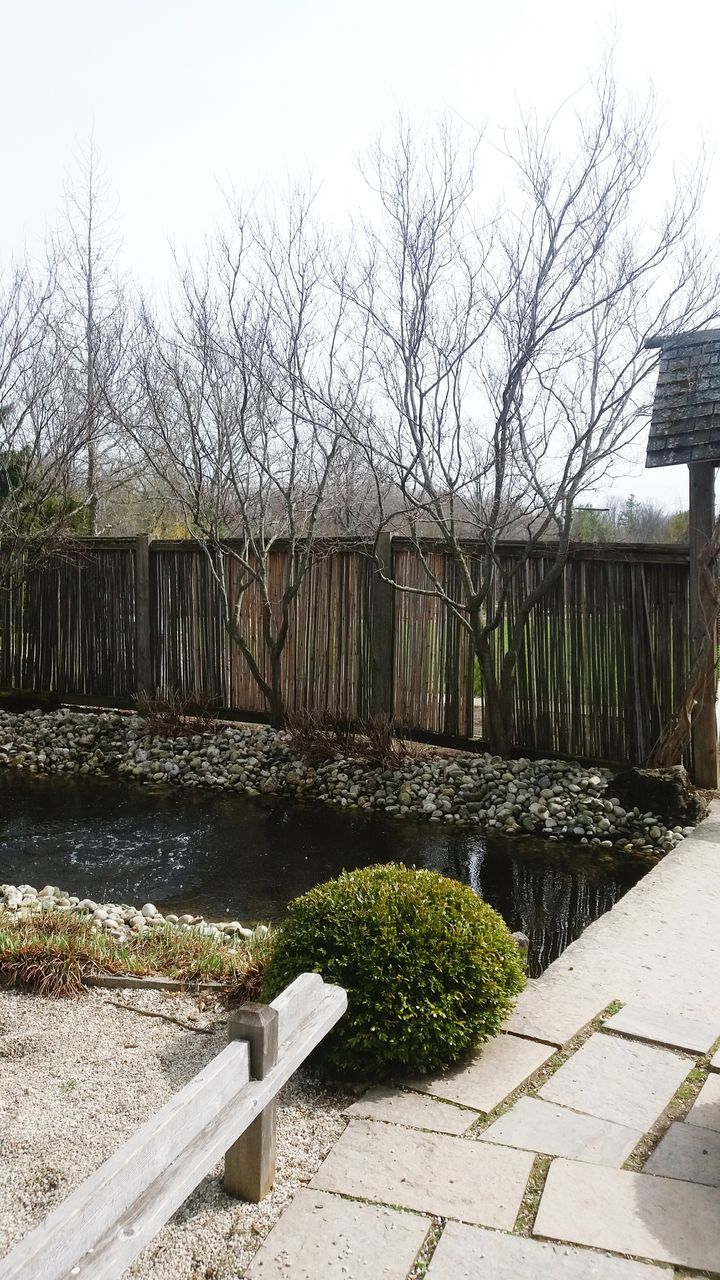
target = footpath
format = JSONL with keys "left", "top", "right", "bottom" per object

{"left": 247, "top": 803, "right": 720, "bottom": 1278}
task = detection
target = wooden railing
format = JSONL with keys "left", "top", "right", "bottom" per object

{"left": 0, "top": 973, "right": 346, "bottom": 1280}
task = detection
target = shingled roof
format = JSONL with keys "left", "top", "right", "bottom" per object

{"left": 645, "top": 329, "right": 720, "bottom": 468}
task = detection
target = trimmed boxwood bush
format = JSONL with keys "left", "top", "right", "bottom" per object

{"left": 262, "top": 863, "right": 525, "bottom": 1078}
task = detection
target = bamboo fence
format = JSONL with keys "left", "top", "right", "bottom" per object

{"left": 0, "top": 536, "right": 692, "bottom": 766}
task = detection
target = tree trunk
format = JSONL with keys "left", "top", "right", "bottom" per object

{"left": 224, "top": 601, "right": 288, "bottom": 730}
{"left": 87, "top": 439, "right": 98, "bottom": 536}
{"left": 267, "top": 655, "right": 286, "bottom": 729}
{"left": 476, "top": 645, "right": 514, "bottom": 757}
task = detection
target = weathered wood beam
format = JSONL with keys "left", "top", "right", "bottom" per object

{"left": 134, "top": 535, "right": 152, "bottom": 697}
{"left": 224, "top": 1004, "right": 279, "bottom": 1202}
{"left": 688, "top": 462, "right": 719, "bottom": 788}
{"left": 0, "top": 977, "right": 347, "bottom": 1280}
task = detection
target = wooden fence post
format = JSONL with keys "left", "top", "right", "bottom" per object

{"left": 224, "top": 1004, "right": 279, "bottom": 1202}
{"left": 134, "top": 536, "right": 152, "bottom": 697}
{"left": 688, "top": 462, "right": 719, "bottom": 787}
{"left": 369, "top": 534, "right": 394, "bottom": 718}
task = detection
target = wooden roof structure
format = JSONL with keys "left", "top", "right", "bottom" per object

{"left": 645, "top": 329, "right": 720, "bottom": 468}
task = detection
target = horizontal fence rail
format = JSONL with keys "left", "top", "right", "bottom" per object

{"left": 0, "top": 535, "right": 693, "bottom": 767}
{"left": 0, "top": 973, "right": 347, "bottom": 1280}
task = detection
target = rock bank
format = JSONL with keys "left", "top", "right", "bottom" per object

{"left": 0, "top": 709, "right": 697, "bottom": 856}
{"left": 0, "top": 881, "right": 268, "bottom": 946}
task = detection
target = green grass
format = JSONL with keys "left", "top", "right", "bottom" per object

{"left": 514, "top": 1154, "right": 552, "bottom": 1235}
{"left": 0, "top": 909, "right": 275, "bottom": 999}
{"left": 407, "top": 1222, "right": 443, "bottom": 1278}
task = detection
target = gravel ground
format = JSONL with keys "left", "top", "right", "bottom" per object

{"left": 0, "top": 987, "right": 355, "bottom": 1278}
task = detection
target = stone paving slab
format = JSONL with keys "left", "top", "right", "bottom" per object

{"left": 539, "top": 1033, "right": 692, "bottom": 1130}
{"left": 425, "top": 1221, "right": 673, "bottom": 1279}
{"left": 408, "top": 1032, "right": 555, "bottom": 1112}
{"left": 710, "top": 1047, "right": 720, "bottom": 1073}
{"left": 687, "top": 1072, "right": 720, "bottom": 1132}
{"left": 604, "top": 1004, "right": 720, "bottom": 1055}
{"left": 344, "top": 1086, "right": 478, "bottom": 1134}
{"left": 534, "top": 1158, "right": 720, "bottom": 1271}
{"left": 645, "top": 1120, "right": 720, "bottom": 1186}
{"left": 310, "top": 1118, "right": 535, "bottom": 1228}
{"left": 245, "top": 1188, "right": 429, "bottom": 1279}
{"left": 480, "top": 1095, "right": 642, "bottom": 1166}
{"left": 503, "top": 983, "right": 611, "bottom": 1046}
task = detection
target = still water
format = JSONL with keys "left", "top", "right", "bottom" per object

{"left": 0, "top": 773, "right": 652, "bottom": 977}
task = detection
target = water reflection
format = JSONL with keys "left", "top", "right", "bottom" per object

{"left": 0, "top": 773, "right": 650, "bottom": 976}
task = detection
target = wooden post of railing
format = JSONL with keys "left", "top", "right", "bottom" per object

{"left": 370, "top": 533, "right": 394, "bottom": 718}
{"left": 224, "top": 1003, "right": 279, "bottom": 1201}
{"left": 134, "top": 535, "right": 152, "bottom": 697}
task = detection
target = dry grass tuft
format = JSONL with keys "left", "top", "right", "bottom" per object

{"left": 285, "top": 710, "right": 427, "bottom": 767}
{"left": 134, "top": 687, "right": 221, "bottom": 738}
{"left": 0, "top": 910, "right": 275, "bottom": 1000}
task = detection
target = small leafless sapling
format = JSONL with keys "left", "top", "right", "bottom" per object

{"left": 114, "top": 192, "right": 368, "bottom": 725}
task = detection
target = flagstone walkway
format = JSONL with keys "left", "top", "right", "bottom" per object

{"left": 245, "top": 804, "right": 720, "bottom": 1279}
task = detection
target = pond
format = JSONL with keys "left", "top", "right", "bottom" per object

{"left": 0, "top": 773, "right": 654, "bottom": 977}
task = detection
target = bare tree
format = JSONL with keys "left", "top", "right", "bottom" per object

{"left": 349, "top": 75, "right": 718, "bottom": 754}
{"left": 114, "top": 193, "right": 367, "bottom": 725}
{"left": 572, "top": 495, "right": 688, "bottom": 543}
{"left": 0, "top": 257, "right": 88, "bottom": 588}
{"left": 57, "top": 139, "right": 127, "bottom": 534}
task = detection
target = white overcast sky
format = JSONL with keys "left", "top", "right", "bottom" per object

{"left": 3, "top": 0, "right": 719, "bottom": 512}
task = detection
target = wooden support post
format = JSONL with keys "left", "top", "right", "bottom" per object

{"left": 443, "top": 560, "right": 460, "bottom": 737}
{"left": 369, "top": 533, "right": 394, "bottom": 718}
{"left": 688, "top": 462, "right": 719, "bottom": 788}
{"left": 134, "top": 535, "right": 152, "bottom": 697}
{"left": 224, "top": 1003, "right": 279, "bottom": 1202}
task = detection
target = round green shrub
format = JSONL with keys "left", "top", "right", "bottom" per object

{"left": 262, "top": 863, "right": 525, "bottom": 1078}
